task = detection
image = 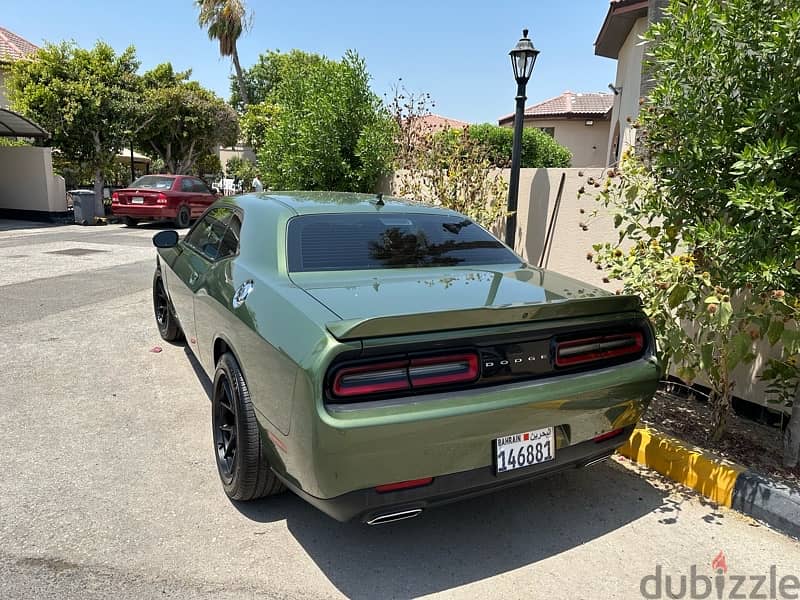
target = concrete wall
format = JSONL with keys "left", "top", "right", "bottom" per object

{"left": 606, "top": 16, "right": 648, "bottom": 165}
{"left": 0, "top": 146, "right": 66, "bottom": 215}
{"left": 524, "top": 118, "right": 611, "bottom": 168}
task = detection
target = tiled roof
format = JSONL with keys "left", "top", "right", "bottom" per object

{"left": 407, "top": 113, "right": 470, "bottom": 132}
{"left": 0, "top": 27, "right": 39, "bottom": 63}
{"left": 498, "top": 91, "right": 613, "bottom": 124}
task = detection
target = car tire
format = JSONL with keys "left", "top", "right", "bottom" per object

{"left": 123, "top": 216, "right": 139, "bottom": 227}
{"left": 152, "top": 271, "right": 182, "bottom": 342}
{"left": 212, "top": 352, "right": 285, "bottom": 501}
{"left": 175, "top": 205, "right": 191, "bottom": 229}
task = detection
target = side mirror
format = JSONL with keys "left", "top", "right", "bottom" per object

{"left": 153, "top": 230, "right": 179, "bottom": 248}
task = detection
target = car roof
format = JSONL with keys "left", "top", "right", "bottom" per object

{"left": 227, "top": 191, "right": 460, "bottom": 217}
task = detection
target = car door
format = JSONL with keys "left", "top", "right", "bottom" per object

{"left": 178, "top": 177, "right": 197, "bottom": 216}
{"left": 192, "top": 178, "right": 217, "bottom": 215}
{"left": 193, "top": 210, "right": 243, "bottom": 370}
{"left": 167, "top": 207, "right": 232, "bottom": 353}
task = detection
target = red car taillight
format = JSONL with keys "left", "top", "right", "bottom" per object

{"left": 111, "top": 192, "right": 119, "bottom": 203}
{"left": 156, "top": 193, "right": 168, "bottom": 204}
{"left": 554, "top": 331, "right": 644, "bottom": 368}
{"left": 375, "top": 477, "right": 433, "bottom": 493}
{"left": 331, "top": 352, "right": 480, "bottom": 398}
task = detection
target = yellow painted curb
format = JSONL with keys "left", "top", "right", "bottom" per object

{"left": 617, "top": 426, "right": 744, "bottom": 507}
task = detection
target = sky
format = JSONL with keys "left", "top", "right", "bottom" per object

{"left": 1, "top": 0, "right": 616, "bottom": 124}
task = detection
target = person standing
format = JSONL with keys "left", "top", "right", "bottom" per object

{"left": 252, "top": 176, "right": 263, "bottom": 193}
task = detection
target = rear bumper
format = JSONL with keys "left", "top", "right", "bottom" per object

{"left": 111, "top": 204, "right": 178, "bottom": 219}
{"left": 277, "top": 425, "right": 635, "bottom": 522}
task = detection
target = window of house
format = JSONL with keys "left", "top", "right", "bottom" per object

{"left": 538, "top": 127, "right": 555, "bottom": 138}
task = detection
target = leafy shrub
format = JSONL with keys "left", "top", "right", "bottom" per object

{"left": 461, "top": 124, "right": 572, "bottom": 169}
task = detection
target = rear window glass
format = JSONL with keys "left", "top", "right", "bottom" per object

{"left": 287, "top": 213, "right": 520, "bottom": 272}
{"left": 131, "top": 175, "right": 175, "bottom": 190}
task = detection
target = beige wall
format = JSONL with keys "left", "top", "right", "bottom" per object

{"left": 606, "top": 16, "right": 648, "bottom": 165}
{"left": 0, "top": 146, "right": 66, "bottom": 213}
{"left": 525, "top": 119, "right": 610, "bottom": 168}
{"left": 0, "top": 64, "right": 8, "bottom": 107}
{"left": 218, "top": 144, "right": 256, "bottom": 171}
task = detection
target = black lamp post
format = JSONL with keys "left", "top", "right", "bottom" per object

{"left": 505, "top": 29, "right": 540, "bottom": 250}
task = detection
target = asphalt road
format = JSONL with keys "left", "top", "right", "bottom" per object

{"left": 1, "top": 219, "right": 799, "bottom": 600}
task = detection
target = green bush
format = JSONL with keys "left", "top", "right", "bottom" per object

{"left": 241, "top": 50, "right": 395, "bottom": 192}
{"left": 442, "top": 124, "right": 571, "bottom": 169}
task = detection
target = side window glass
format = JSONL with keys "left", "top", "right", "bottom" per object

{"left": 217, "top": 213, "right": 242, "bottom": 259}
{"left": 194, "top": 179, "right": 212, "bottom": 194}
{"left": 184, "top": 207, "right": 232, "bottom": 260}
{"left": 181, "top": 178, "right": 193, "bottom": 192}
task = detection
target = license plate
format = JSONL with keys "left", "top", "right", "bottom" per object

{"left": 495, "top": 427, "right": 555, "bottom": 474}
{"left": 131, "top": 196, "right": 144, "bottom": 204}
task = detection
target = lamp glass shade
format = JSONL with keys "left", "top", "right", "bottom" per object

{"left": 509, "top": 30, "right": 539, "bottom": 83}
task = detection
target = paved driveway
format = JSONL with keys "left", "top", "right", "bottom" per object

{"left": 1, "top": 220, "right": 798, "bottom": 599}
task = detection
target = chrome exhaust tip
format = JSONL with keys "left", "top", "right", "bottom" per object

{"left": 582, "top": 455, "right": 612, "bottom": 468}
{"left": 366, "top": 508, "right": 423, "bottom": 525}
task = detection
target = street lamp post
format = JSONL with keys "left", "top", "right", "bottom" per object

{"left": 505, "top": 29, "right": 540, "bottom": 250}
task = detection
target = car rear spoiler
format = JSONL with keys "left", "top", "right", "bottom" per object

{"left": 325, "top": 295, "right": 643, "bottom": 341}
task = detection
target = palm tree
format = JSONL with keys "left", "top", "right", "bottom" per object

{"left": 196, "top": 0, "right": 251, "bottom": 106}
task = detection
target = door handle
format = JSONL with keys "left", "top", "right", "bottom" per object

{"left": 188, "top": 271, "right": 199, "bottom": 285}
{"left": 232, "top": 280, "right": 254, "bottom": 309}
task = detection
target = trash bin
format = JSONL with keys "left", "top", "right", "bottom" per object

{"left": 69, "top": 190, "right": 96, "bottom": 225}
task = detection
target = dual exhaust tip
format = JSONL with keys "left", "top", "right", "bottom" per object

{"left": 366, "top": 508, "right": 423, "bottom": 525}
{"left": 365, "top": 455, "right": 612, "bottom": 525}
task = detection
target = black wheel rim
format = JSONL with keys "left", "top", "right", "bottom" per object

{"left": 154, "top": 278, "right": 169, "bottom": 329}
{"left": 214, "top": 375, "right": 237, "bottom": 481}
{"left": 178, "top": 208, "right": 189, "bottom": 228}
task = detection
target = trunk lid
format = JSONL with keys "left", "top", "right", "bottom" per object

{"left": 290, "top": 266, "right": 642, "bottom": 340}
{"left": 115, "top": 188, "right": 165, "bottom": 206}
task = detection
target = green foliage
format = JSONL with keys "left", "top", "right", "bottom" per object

{"left": 589, "top": 0, "right": 800, "bottom": 441}
{"left": 242, "top": 49, "right": 395, "bottom": 192}
{"left": 8, "top": 41, "right": 141, "bottom": 197}
{"left": 458, "top": 124, "right": 572, "bottom": 169}
{"left": 230, "top": 50, "right": 324, "bottom": 112}
{"left": 225, "top": 155, "right": 258, "bottom": 189}
{"left": 136, "top": 63, "right": 239, "bottom": 174}
{"left": 195, "top": 153, "right": 223, "bottom": 179}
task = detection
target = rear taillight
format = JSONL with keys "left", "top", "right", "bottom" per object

{"left": 555, "top": 331, "right": 644, "bottom": 367}
{"left": 331, "top": 352, "right": 479, "bottom": 399}
{"left": 332, "top": 360, "right": 409, "bottom": 397}
{"left": 111, "top": 192, "right": 119, "bottom": 203}
{"left": 156, "top": 193, "right": 168, "bottom": 204}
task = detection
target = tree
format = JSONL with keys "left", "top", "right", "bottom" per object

{"left": 229, "top": 49, "right": 323, "bottom": 112}
{"left": 9, "top": 41, "right": 140, "bottom": 204}
{"left": 589, "top": 0, "right": 800, "bottom": 456}
{"left": 241, "top": 50, "right": 395, "bottom": 192}
{"left": 196, "top": 0, "right": 251, "bottom": 107}
{"left": 225, "top": 156, "right": 258, "bottom": 190}
{"left": 136, "top": 63, "right": 239, "bottom": 174}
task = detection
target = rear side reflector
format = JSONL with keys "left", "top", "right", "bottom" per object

{"left": 592, "top": 428, "right": 625, "bottom": 443}
{"left": 375, "top": 477, "right": 433, "bottom": 493}
{"left": 555, "top": 331, "right": 644, "bottom": 367}
{"left": 331, "top": 352, "right": 479, "bottom": 399}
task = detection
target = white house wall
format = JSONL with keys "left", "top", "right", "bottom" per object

{"left": 606, "top": 17, "right": 648, "bottom": 165}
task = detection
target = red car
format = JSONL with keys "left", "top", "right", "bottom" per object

{"left": 111, "top": 175, "right": 218, "bottom": 228}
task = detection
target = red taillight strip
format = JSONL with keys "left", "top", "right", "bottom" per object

{"left": 332, "top": 360, "right": 410, "bottom": 397}
{"left": 555, "top": 332, "right": 644, "bottom": 367}
{"left": 409, "top": 353, "right": 479, "bottom": 387}
{"left": 592, "top": 428, "right": 625, "bottom": 443}
{"left": 331, "top": 352, "right": 480, "bottom": 399}
{"left": 375, "top": 477, "right": 433, "bottom": 493}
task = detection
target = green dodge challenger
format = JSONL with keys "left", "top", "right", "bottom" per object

{"left": 151, "top": 191, "right": 660, "bottom": 524}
